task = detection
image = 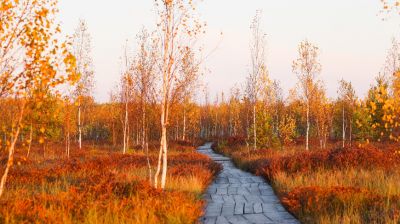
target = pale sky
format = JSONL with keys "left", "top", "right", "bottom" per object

{"left": 58, "top": 0, "right": 400, "bottom": 103}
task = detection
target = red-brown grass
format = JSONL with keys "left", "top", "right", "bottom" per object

{"left": 0, "top": 143, "right": 221, "bottom": 224}
{"left": 214, "top": 142, "right": 400, "bottom": 223}
{"left": 282, "top": 186, "right": 400, "bottom": 224}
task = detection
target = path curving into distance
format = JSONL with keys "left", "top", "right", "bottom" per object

{"left": 198, "top": 143, "right": 299, "bottom": 224}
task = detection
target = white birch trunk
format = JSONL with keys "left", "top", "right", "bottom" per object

{"left": 306, "top": 101, "right": 310, "bottom": 151}
{"left": 27, "top": 122, "right": 33, "bottom": 158}
{"left": 182, "top": 109, "right": 186, "bottom": 141}
{"left": 349, "top": 118, "right": 353, "bottom": 147}
{"left": 123, "top": 95, "right": 128, "bottom": 154}
{"left": 0, "top": 103, "right": 25, "bottom": 197}
{"left": 342, "top": 106, "right": 345, "bottom": 148}
{"left": 253, "top": 104, "right": 257, "bottom": 151}
{"left": 78, "top": 104, "right": 82, "bottom": 149}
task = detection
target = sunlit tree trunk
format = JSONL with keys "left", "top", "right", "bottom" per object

{"left": 342, "top": 105, "right": 346, "bottom": 148}
{"left": 142, "top": 103, "right": 146, "bottom": 151}
{"left": 253, "top": 104, "right": 257, "bottom": 151}
{"left": 182, "top": 109, "right": 186, "bottom": 141}
{"left": 27, "top": 122, "right": 33, "bottom": 158}
{"left": 127, "top": 124, "right": 130, "bottom": 152}
{"left": 161, "top": 120, "right": 168, "bottom": 189}
{"left": 155, "top": 89, "right": 169, "bottom": 189}
{"left": 145, "top": 142, "right": 152, "bottom": 184}
{"left": 154, "top": 143, "right": 163, "bottom": 188}
{"left": 349, "top": 118, "right": 353, "bottom": 147}
{"left": 155, "top": 24, "right": 170, "bottom": 188}
{"left": 65, "top": 130, "right": 70, "bottom": 158}
{"left": 0, "top": 103, "right": 25, "bottom": 197}
{"left": 160, "top": 65, "right": 170, "bottom": 189}
{"left": 293, "top": 41, "right": 321, "bottom": 151}
{"left": 306, "top": 101, "right": 310, "bottom": 151}
{"left": 112, "top": 122, "right": 116, "bottom": 147}
{"left": 123, "top": 96, "right": 128, "bottom": 154}
{"left": 154, "top": 0, "right": 202, "bottom": 189}
{"left": 317, "top": 118, "right": 322, "bottom": 149}
{"left": 78, "top": 102, "right": 82, "bottom": 149}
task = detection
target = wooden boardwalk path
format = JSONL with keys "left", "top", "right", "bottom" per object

{"left": 198, "top": 143, "right": 299, "bottom": 224}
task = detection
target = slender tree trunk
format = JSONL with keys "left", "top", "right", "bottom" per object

{"left": 342, "top": 106, "right": 345, "bottom": 148}
{"left": 317, "top": 119, "right": 322, "bottom": 149}
{"left": 0, "top": 103, "right": 25, "bottom": 197}
{"left": 145, "top": 142, "right": 152, "bottom": 185}
{"left": 27, "top": 122, "right": 33, "bottom": 158}
{"left": 155, "top": 2, "right": 175, "bottom": 190}
{"left": 160, "top": 123, "right": 168, "bottom": 189}
{"left": 246, "top": 106, "right": 250, "bottom": 149}
{"left": 65, "top": 131, "right": 68, "bottom": 155}
{"left": 66, "top": 131, "right": 70, "bottom": 158}
{"left": 78, "top": 103, "right": 82, "bottom": 150}
{"left": 175, "top": 124, "right": 179, "bottom": 141}
{"left": 230, "top": 114, "right": 234, "bottom": 137}
{"left": 127, "top": 124, "right": 130, "bottom": 152}
{"left": 68, "top": 132, "right": 70, "bottom": 158}
{"left": 253, "top": 104, "right": 257, "bottom": 151}
{"left": 154, "top": 143, "right": 163, "bottom": 188}
{"left": 214, "top": 113, "right": 218, "bottom": 137}
{"left": 142, "top": 104, "right": 146, "bottom": 152}
{"left": 123, "top": 97, "right": 128, "bottom": 154}
{"left": 136, "top": 130, "right": 139, "bottom": 146}
{"left": 155, "top": 59, "right": 168, "bottom": 189}
{"left": 112, "top": 122, "right": 116, "bottom": 147}
{"left": 155, "top": 103, "right": 169, "bottom": 189}
{"left": 2, "top": 133, "right": 6, "bottom": 149}
{"left": 182, "top": 109, "right": 186, "bottom": 141}
{"left": 349, "top": 118, "right": 353, "bottom": 147}
{"left": 306, "top": 101, "right": 310, "bottom": 151}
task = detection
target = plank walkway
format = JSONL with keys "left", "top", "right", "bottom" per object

{"left": 198, "top": 143, "right": 299, "bottom": 224}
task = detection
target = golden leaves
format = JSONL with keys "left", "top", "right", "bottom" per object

{"left": 164, "top": 0, "right": 173, "bottom": 6}
{"left": 382, "top": 0, "right": 400, "bottom": 12}
{"left": 0, "top": 0, "right": 77, "bottom": 149}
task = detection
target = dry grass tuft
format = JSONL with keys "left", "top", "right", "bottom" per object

{"left": 0, "top": 143, "right": 221, "bottom": 224}
{"left": 214, "top": 141, "right": 400, "bottom": 223}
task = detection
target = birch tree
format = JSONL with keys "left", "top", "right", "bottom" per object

{"left": 228, "top": 86, "right": 242, "bottom": 137}
{"left": 384, "top": 38, "right": 400, "bottom": 77}
{"left": 132, "top": 29, "right": 158, "bottom": 182}
{"left": 120, "top": 43, "right": 134, "bottom": 154}
{"left": 72, "top": 19, "right": 94, "bottom": 150}
{"left": 63, "top": 97, "right": 74, "bottom": 158}
{"left": 338, "top": 79, "right": 356, "bottom": 147}
{"left": 0, "top": 0, "right": 77, "bottom": 197}
{"left": 313, "top": 83, "right": 332, "bottom": 149}
{"left": 154, "top": 0, "right": 204, "bottom": 189}
{"left": 292, "top": 40, "right": 322, "bottom": 150}
{"left": 246, "top": 10, "right": 267, "bottom": 151}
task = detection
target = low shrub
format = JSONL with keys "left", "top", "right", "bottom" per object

{"left": 214, "top": 141, "right": 400, "bottom": 223}
{"left": 0, "top": 143, "right": 221, "bottom": 223}
{"left": 282, "top": 186, "right": 400, "bottom": 224}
